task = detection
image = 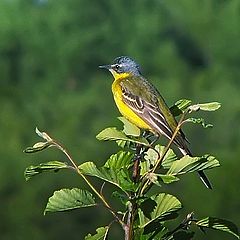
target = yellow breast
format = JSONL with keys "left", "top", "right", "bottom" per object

{"left": 112, "top": 77, "right": 151, "bottom": 130}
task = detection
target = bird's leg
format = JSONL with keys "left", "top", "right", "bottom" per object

{"left": 144, "top": 131, "right": 160, "bottom": 146}
{"left": 142, "top": 130, "right": 151, "bottom": 138}
{"left": 142, "top": 130, "right": 160, "bottom": 146}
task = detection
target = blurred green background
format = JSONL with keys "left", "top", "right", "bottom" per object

{"left": 1, "top": 0, "right": 239, "bottom": 239}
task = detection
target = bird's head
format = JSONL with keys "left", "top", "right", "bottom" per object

{"left": 99, "top": 56, "right": 141, "bottom": 79}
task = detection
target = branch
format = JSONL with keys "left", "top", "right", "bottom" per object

{"left": 138, "top": 110, "right": 189, "bottom": 196}
{"left": 51, "top": 139, "right": 125, "bottom": 227}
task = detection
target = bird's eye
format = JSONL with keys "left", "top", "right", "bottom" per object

{"left": 115, "top": 64, "right": 120, "bottom": 70}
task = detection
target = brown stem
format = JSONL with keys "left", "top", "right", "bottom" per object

{"left": 52, "top": 140, "right": 125, "bottom": 227}
{"left": 125, "top": 142, "right": 145, "bottom": 239}
{"left": 132, "top": 144, "right": 142, "bottom": 182}
{"left": 124, "top": 201, "right": 137, "bottom": 240}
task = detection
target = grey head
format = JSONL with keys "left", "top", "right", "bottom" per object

{"left": 99, "top": 56, "right": 142, "bottom": 75}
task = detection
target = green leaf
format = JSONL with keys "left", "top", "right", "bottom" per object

{"left": 24, "top": 127, "right": 55, "bottom": 153}
{"left": 96, "top": 127, "right": 149, "bottom": 146}
{"left": 142, "top": 145, "right": 178, "bottom": 175}
{"left": 118, "top": 116, "right": 141, "bottom": 137}
{"left": 135, "top": 225, "right": 168, "bottom": 239}
{"left": 185, "top": 117, "right": 213, "bottom": 128}
{"left": 85, "top": 226, "right": 109, "bottom": 240}
{"left": 155, "top": 174, "right": 180, "bottom": 184}
{"left": 24, "top": 161, "right": 69, "bottom": 180}
{"left": 170, "top": 99, "right": 192, "bottom": 116}
{"left": 197, "top": 102, "right": 221, "bottom": 111}
{"left": 24, "top": 141, "right": 53, "bottom": 153}
{"left": 96, "top": 127, "right": 126, "bottom": 141}
{"left": 44, "top": 188, "right": 96, "bottom": 214}
{"left": 104, "top": 151, "right": 134, "bottom": 169}
{"left": 170, "top": 100, "right": 221, "bottom": 116}
{"left": 116, "top": 139, "right": 132, "bottom": 149}
{"left": 160, "top": 147, "right": 179, "bottom": 169}
{"left": 172, "top": 231, "right": 195, "bottom": 240}
{"left": 112, "top": 191, "right": 128, "bottom": 205}
{"left": 167, "top": 155, "right": 220, "bottom": 175}
{"left": 140, "top": 159, "right": 151, "bottom": 176}
{"left": 139, "top": 193, "right": 182, "bottom": 229}
{"left": 79, "top": 162, "right": 136, "bottom": 192}
{"left": 142, "top": 172, "right": 179, "bottom": 187}
{"left": 196, "top": 217, "right": 239, "bottom": 239}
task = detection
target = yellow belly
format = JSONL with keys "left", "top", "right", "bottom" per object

{"left": 112, "top": 79, "right": 151, "bottom": 130}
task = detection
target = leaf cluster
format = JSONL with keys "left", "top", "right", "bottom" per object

{"left": 23, "top": 100, "right": 239, "bottom": 240}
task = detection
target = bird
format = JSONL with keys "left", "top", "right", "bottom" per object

{"left": 99, "top": 56, "right": 212, "bottom": 189}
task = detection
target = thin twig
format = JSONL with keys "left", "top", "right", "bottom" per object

{"left": 52, "top": 140, "right": 125, "bottom": 227}
{"left": 124, "top": 200, "right": 138, "bottom": 240}
{"left": 138, "top": 110, "right": 189, "bottom": 196}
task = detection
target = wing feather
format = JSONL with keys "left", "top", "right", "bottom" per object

{"left": 121, "top": 84, "right": 187, "bottom": 150}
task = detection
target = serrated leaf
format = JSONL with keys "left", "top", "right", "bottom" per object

{"left": 96, "top": 127, "right": 126, "bottom": 140}
{"left": 161, "top": 147, "right": 179, "bottom": 169}
{"left": 118, "top": 116, "right": 141, "bottom": 137}
{"left": 170, "top": 101, "right": 221, "bottom": 116}
{"left": 85, "top": 226, "right": 109, "bottom": 240}
{"left": 45, "top": 188, "right": 96, "bottom": 214}
{"left": 96, "top": 127, "right": 149, "bottom": 146}
{"left": 196, "top": 217, "right": 239, "bottom": 239}
{"left": 24, "top": 161, "right": 69, "bottom": 180}
{"left": 139, "top": 193, "right": 182, "bottom": 229}
{"left": 170, "top": 99, "right": 192, "bottom": 116}
{"left": 116, "top": 139, "right": 132, "bottom": 148}
{"left": 140, "top": 158, "right": 151, "bottom": 176}
{"left": 104, "top": 151, "right": 134, "bottom": 169}
{"left": 142, "top": 145, "right": 178, "bottom": 174}
{"left": 24, "top": 141, "right": 53, "bottom": 153}
{"left": 167, "top": 155, "right": 220, "bottom": 175}
{"left": 185, "top": 117, "right": 213, "bottom": 128}
{"left": 79, "top": 162, "right": 136, "bottom": 192}
{"left": 155, "top": 174, "right": 180, "bottom": 184}
{"left": 198, "top": 102, "right": 221, "bottom": 111}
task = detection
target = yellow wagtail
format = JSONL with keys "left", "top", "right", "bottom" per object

{"left": 99, "top": 56, "right": 212, "bottom": 189}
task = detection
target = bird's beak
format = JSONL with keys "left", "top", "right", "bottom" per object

{"left": 98, "top": 64, "right": 112, "bottom": 70}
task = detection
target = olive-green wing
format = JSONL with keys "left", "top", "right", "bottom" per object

{"left": 120, "top": 76, "right": 190, "bottom": 154}
{"left": 120, "top": 76, "right": 212, "bottom": 189}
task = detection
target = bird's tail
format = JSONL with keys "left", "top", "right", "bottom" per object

{"left": 179, "top": 147, "right": 212, "bottom": 189}
{"left": 197, "top": 170, "right": 212, "bottom": 189}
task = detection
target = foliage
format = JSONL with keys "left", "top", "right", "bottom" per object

{"left": 23, "top": 100, "right": 239, "bottom": 239}
{"left": 45, "top": 188, "right": 97, "bottom": 214}
{"left": 1, "top": 1, "right": 240, "bottom": 239}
